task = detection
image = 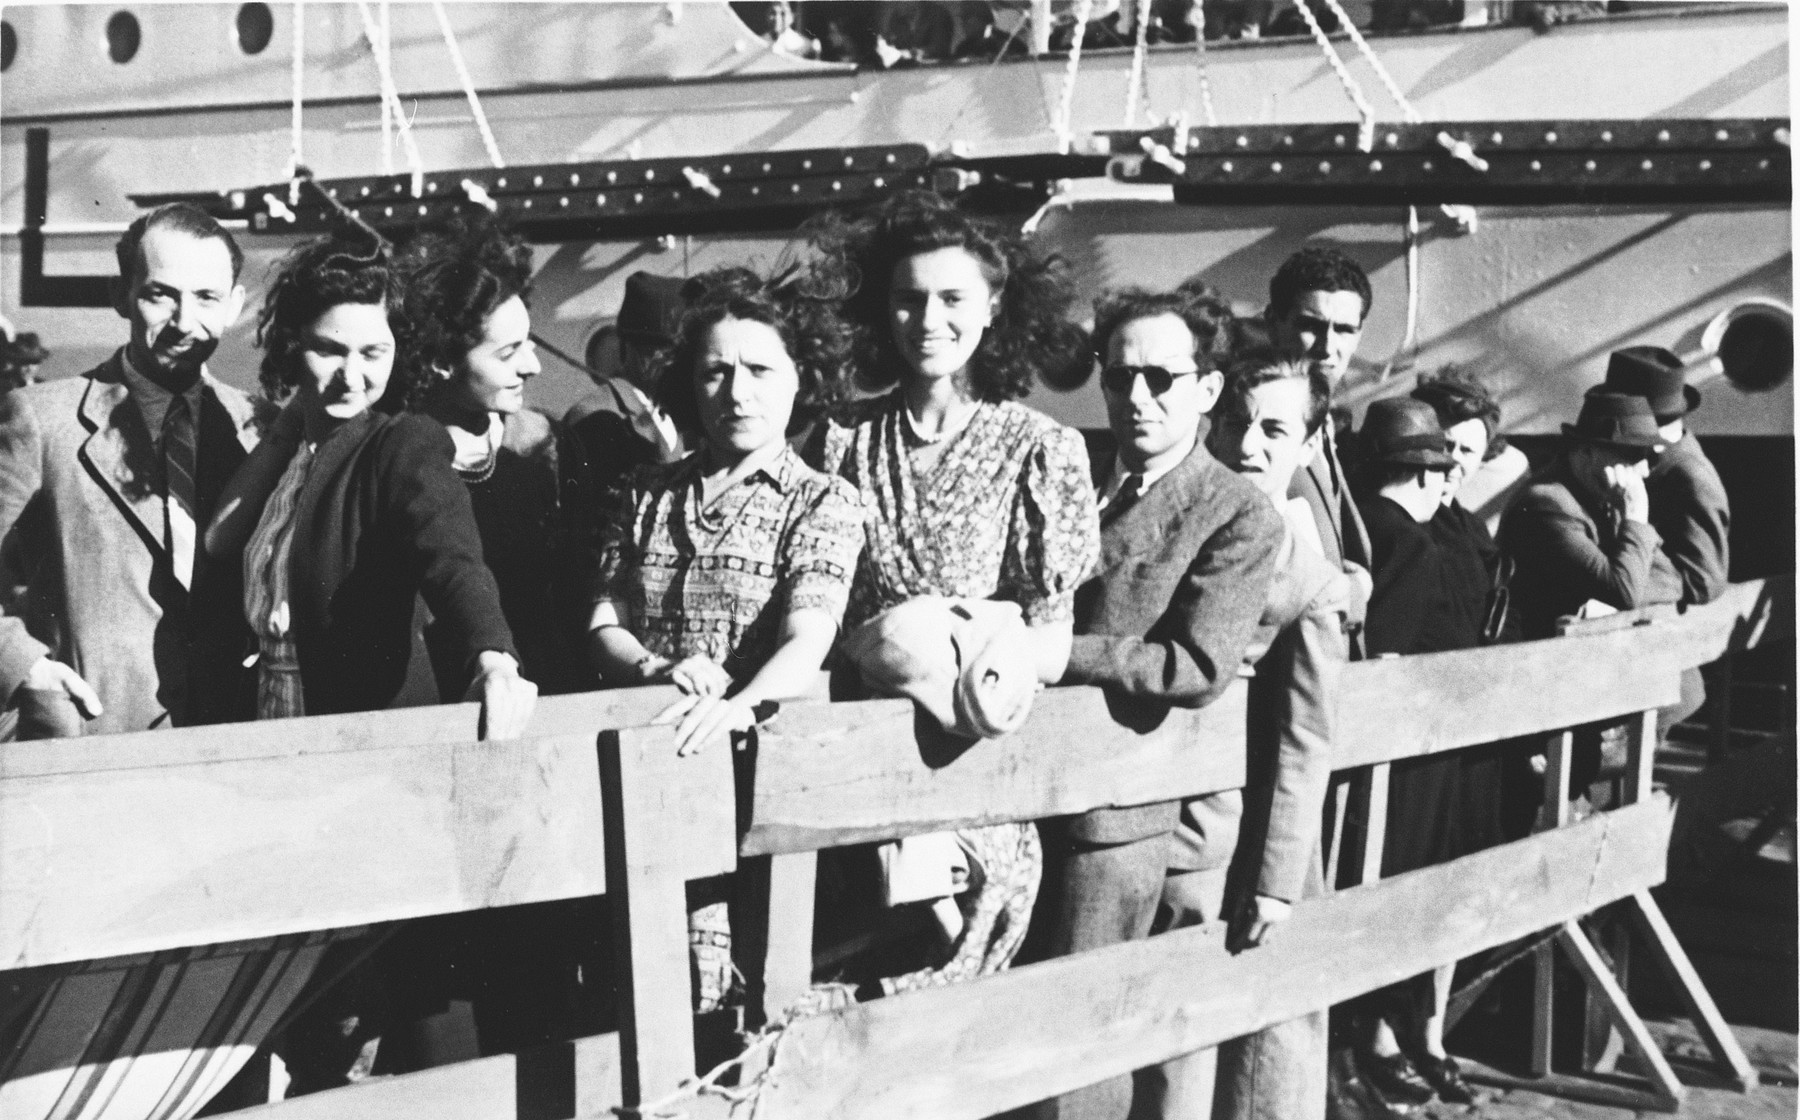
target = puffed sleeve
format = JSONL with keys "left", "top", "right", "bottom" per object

{"left": 1003, "top": 423, "right": 1100, "bottom": 626}
{"left": 780, "top": 475, "right": 865, "bottom": 626}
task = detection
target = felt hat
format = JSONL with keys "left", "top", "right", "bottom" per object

{"left": 1358, "top": 397, "right": 1455, "bottom": 469}
{"left": 1, "top": 332, "right": 49, "bottom": 366}
{"left": 1602, "top": 345, "right": 1699, "bottom": 419}
{"left": 615, "top": 271, "right": 686, "bottom": 345}
{"left": 1563, "top": 390, "right": 1667, "bottom": 455}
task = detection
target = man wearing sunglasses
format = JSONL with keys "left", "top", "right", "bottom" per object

{"left": 1266, "top": 247, "right": 1374, "bottom": 576}
{"left": 1037, "top": 287, "right": 1281, "bottom": 1120}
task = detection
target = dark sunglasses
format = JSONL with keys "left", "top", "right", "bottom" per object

{"left": 1100, "top": 363, "right": 1201, "bottom": 396}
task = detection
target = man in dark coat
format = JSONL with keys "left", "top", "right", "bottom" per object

{"left": 1600, "top": 346, "right": 1730, "bottom": 607}
{"left": 567, "top": 270, "right": 687, "bottom": 477}
{"left": 1037, "top": 287, "right": 1282, "bottom": 1120}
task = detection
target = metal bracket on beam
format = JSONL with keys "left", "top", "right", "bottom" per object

{"left": 1102, "top": 118, "right": 1791, "bottom": 207}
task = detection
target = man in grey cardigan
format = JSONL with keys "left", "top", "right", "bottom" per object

{"left": 1038, "top": 287, "right": 1281, "bottom": 1120}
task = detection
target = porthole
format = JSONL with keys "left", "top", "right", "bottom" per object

{"left": 1719, "top": 310, "right": 1792, "bottom": 392}
{"left": 236, "top": 3, "right": 274, "bottom": 55}
{"left": 106, "top": 11, "right": 140, "bottom": 64}
{"left": 2, "top": 22, "right": 16, "bottom": 72}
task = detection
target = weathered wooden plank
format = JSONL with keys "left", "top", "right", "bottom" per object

{"left": 0, "top": 687, "right": 688, "bottom": 780}
{"left": 1624, "top": 889, "right": 1760, "bottom": 1092}
{"left": 231, "top": 1031, "right": 623, "bottom": 1119}
{"left": 1557, "top": 920, "right": 1685, "bottom": 1110}
{"left": 1332, "top": 635, "right": 1680, "bottom": 770}
{"left": 742, "top": 686, "right": 1249, "bottom": 856}
{"left": 602, "top": 726, "right": 737, "bottom": 1106}
{"left": 0, "top": 723, "right": 737, "bottom": 970}
{"left": 1557, "top": 576, "right": 1791, "bottom": 664}
{"left": 743, "top": 798, "right": 1673, "bottom": 1120}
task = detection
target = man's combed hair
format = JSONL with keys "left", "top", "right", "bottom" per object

{"left": 1412, "top": 364, "right": 1508, "bottom": 460}
{"left": 255, "top": 227, "right": 408, "bottom": 406}
{"left": 115, "top": 202, "right": 245, "bottom": 285}
{"left": 1090, "top": 285, "right": 1235, "bottom": 373}
{"left": 1215, "top": 347, "right": 1332, "bottom": 436}
{"left": 1267, "top": 245, "right": 1372, "bottom": 323}
{"left": 654, "top": 266, "right": 856, "bottom": 438}
{"left": 395, "top": 216, "right": 534, "bottom": 413}
{"left": 803, "top": 190, "right": 1084, "bottom": 402}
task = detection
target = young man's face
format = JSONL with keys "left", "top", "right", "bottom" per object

{"left": 1270, "top": 289, "right": 1364, "bottom": 388}
{"left": 1102, "top": 313, "right": 1221, "bottom": 472}
{"left": 1208, "top": 377, "right": 1319, "bottom": 503}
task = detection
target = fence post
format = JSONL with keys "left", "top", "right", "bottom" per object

{"left": 1530, "top": 729, "right": 1574, "bottom": 1076}
{"left": 600, "top": 726, "right": 738, "bottom": 1108}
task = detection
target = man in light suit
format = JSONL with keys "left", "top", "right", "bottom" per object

{"left": 0, "top": 202, "right": 260, "bottom": 737}
{"left": 1037, "top": 288, "right": 1283, "bottom": 1120}
{"left": 1266, "top": 246, "right": 1374, "bottom": 573}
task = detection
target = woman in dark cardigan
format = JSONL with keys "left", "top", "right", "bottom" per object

{"left": 205, "top": 227, "right": 536, "bottom": 1089}
{"left": 398, "top": 217, "right": 601, "bottom": 699}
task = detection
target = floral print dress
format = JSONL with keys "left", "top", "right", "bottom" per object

{"left": 810, "top": 392, "right": 1100, "bottom": 992}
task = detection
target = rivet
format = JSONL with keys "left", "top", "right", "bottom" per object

{"left": 1236, "top": 135, "right": 1249, "bottom": 147}
{"left": 633, "top": 192, "right": 643, "bottom": 203}
{"left": 1584, "top": 160, "right": 1597, "bottom": 172}
{"left": 791, "top": 183, "right": 801, "bottom": 193}
{"left": 559, "top": 196, "right": 569, "bottom": 208}
{"left": 532, "top": 175, "right": 544, "bottom": 187}
{"left": 644, "top": 169, "right": 656, "bottom": 181}
{"left": 522, "top": 199, "right": 532, "bottom": 209}
{"left": 1368, "top": 159, "right": 1382, "bottom": 172}
{"left": 497, "top": 177, "right": 507, "bottom": 188}
{"left": 1221, "top": 160, "right": 1234, "bottom": 173}
{"left": 1698, "top": 160, "right": 1712, "bottom": 171}
{"left": 596, "top": 193, "right": 607, "bottom": 206}
{"left": 873, "top": 177, "right": 885, "bottom": 187}
{"left": 1270, "top": 161, "right": 1283, "bottom": 173}
{"left": 607, "top": 171, "right": 618, "bottom": 183}
{"left": 570, "top": 173, "right": 580, "bottom": 186}
{"left": 1657, "top": 130, "right": 1671, "bottom": 142}
{"left": 327, "top": 187, "right": 339, "bottom": 198}
{"left": 1490, "top": 131, "right": 1503, "bottom": 145}
{"left": 1545, "top": 130, "right": 1558, "bottom": 143}
{"left": 844, "top": 155, "right": 854, "bottom": 167}
{"left": 1333, "top": 134, "right": 1346, "bottom": 147}
{"left": 1422, "top": 160, "right": 1434, "bottom": 171}
{"left": 751, "top": 185, "right": 761, "bottom": 195}
{"left": 1716, "top": 129, "right": 1730, "bottom": 142}
{"left": 1385, "top": 132, "right": 1399, "bottom": 147}
{"left": 1600, "top": 130, "right": 1613, "bottom": 142}
{"left": 1530, "top": 160, "right": 1542, "bottom": 172}
{"left": 360, "top": 186, "right": 371, "bottom": 197}
{"left": 1281, "top": 135, "right": 1294, "bottom": 147}
{"left": 426, "top": 181, "right": 438, "bottom": 193}
{"left": 831, "top": 181, "right": 842, "bottom": 191}
{"left": 1318, "top": 160, "right": 1331, "bottom": 173}
{"left": 1759, "top": 159, "right": 1771, "bottom": 170}
{"left": 763, "top": 162, "right": 773, "bottom": 172}
{"left": 802, "top": 158, "right": 813, "bottom": 169}
{"left": 383, "top": 206, "right": 393, "bottom": 216}
{"left": 1641, "top": 159, "right": 1653, "bottom": 171}
{"left": 885, "top": 153, "right": 896, "bottom": 164}
{"left": 722, "top": 164, "right": 732, "bottom": 174}
{"left": 418, "top": 204, "right": 427, "bottom": 215}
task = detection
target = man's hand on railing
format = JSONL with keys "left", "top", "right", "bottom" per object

{"left": 1227, "top": 893, "right": 1293, "bottom": 952}
{"left": 18, "top": 656, "right": 104, "bottom": 720}
{"left": 466, "top": 650, "right": 538, "bottom": 741}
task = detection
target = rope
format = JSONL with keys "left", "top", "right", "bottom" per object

{"left": 1123, "top": 0, "right": 1151, "bottom": 127}
{"left": 1317, "top": 0, "right": 1421, "bottom": 123}
{"left": 287, "top": 0, "right": 305, "bottom": 206}
{"left": 1191, "top": 14, "right": 1217, "bottom": 127}
{"left": 430, "top": 0, "right": 505, "bottom": 168}
{"left": 1054, "top": 0, "right": 1095, "bottom": 152}
{"left": 1380, "top": 204, "right": 1421, "bottom": 382}
{"left": 377, "top": 0, "right": 392, "bottom": 175}
{"left": 354, "top": 0, "right": 424, "bottom": 197}
{"left": 1291, "top": 0, "right": 1374, "bottom": 152}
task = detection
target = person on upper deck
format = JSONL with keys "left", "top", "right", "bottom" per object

{"left": 1030, "top": 289, "right": 1281, "bottom": 1120}
{"left": 1265, "top": 246, "right": 1374, "bottom": 577}
{"left": 589, "top": 266, "right": 864, "bottom": 1014}
{"left": 1497, "top": 390, "right": 1684, "bottom": 642}
{"left": 802, "top": 190, "right": 1100, "bottom": 995}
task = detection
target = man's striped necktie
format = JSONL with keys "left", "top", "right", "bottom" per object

{"left": 163, "top": 393, "right": 198, "bottom": 589}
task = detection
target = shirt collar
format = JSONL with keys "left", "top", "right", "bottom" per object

{"left": 678, "top": 441, "right": 798, "bottom": 495}
{"left": 1104, "top": 433, "right": 1197, "bottom": 503}
{"left": 118, "top": 347, "right": 206, "bottom": 430}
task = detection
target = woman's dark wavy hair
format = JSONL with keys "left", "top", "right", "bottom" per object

{"left": 1412, "top": 364, "right": 1508, "bottom": 460}
{"left": 255, "top": 222, "right": 409, "bottom": 408}
{"left": 802, "top": 190, "right": 1084, "bottom": 402}
{"left": 395, "top": 215, "right": 534, "bottom": 413}
{"left": 654, "top": 266, "right": 856, "bottom": 439}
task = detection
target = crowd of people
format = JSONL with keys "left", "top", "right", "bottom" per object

{"left": 0, "top": 191, "right": 1728, "bottom": 1120}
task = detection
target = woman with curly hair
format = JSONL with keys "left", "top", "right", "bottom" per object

{"left": 398, "top": 218, "right": 600, "bottom": 699}
{"left": 203, "top": 224, "right": 535, "bottom": 1089}
{"left": 801, "top": 191, "right": 1099, "bottom": 994}
{"left": 589, "top": 266, "right": 864, "bottom": 1012}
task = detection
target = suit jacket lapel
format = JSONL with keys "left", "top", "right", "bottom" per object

{"left": 77, "top": 353, "right": 166, "bottom": 558}
{"left": 1098, "top": 442, "right": 1212, "bottom": 570}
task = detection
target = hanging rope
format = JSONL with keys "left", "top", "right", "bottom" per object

{"left": 1123, "top": 0, "right": 1151, "bottom": 127}
{"left": 430, "top": 0, "right": 505, "bottom": 168}
{"left": 1380, "top": 204, "right": 1421, "bottom": 382}
{"left": 1191, "top": 13, "right": 1217, "bottom": 127}
{"left": 1317, "top": 0, "right": 1421, "bottom": 123}
{"left": 287, "top": 0, "right": 305, "bottom": 206}
{"left": 1054, "top": 0, "right": 1095, "bottom": 152}
{"left": 1292, "top": 0, "right": 1375, "bottom": 152}
{"left": 354, "top": 0, "right": 424, "bottom": 197}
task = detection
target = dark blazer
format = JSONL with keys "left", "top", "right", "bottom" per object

{"left": 1289, "top": 424, "right": 1371, "bottom": 572}
{"left": 1646, "top": 434, "right": 1730, "bottom": 606}
{"left": 567, "top": 377, "right": 683, "bottom": 481}
{"left": 1360, "top": 494, "right": 1469, "bottom": 656}
{"left": 209, "top": 411, "right": 517, "bottom": 718}
{"left": 1062, "top": 441, "right": 1283, "bottom": 844}
{"left": 0, "top": 352, "right": 259, "bottom": 735}
{"left": 1497, "top": 460, "right": 1684, "bottom": 641}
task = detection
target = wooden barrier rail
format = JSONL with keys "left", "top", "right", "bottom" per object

{"left": 0, "top": 578, "right": 1788, "bottom": 1120}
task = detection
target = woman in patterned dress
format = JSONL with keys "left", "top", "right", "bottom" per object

{"left": 589, "top": 267, "right": 865, "bottom": 1012}
{"left": 803, "top": 191, "right": 1100, "bottom": 993}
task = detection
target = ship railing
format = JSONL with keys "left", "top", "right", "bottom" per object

{"left": 1, "top": 577, "right": 1788, "bottom": 1120}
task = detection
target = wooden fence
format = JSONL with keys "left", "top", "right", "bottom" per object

{"left": 1, "top": 577, "right": 1789, "bottom": 1120}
